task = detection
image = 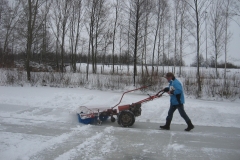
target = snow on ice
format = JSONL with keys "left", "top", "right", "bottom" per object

{"left": 0, "top": 86, "right": 240, "bottom": 160}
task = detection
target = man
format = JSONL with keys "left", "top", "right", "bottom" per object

{"left": 160, "top": 72, "right": 194, "bottom": 131}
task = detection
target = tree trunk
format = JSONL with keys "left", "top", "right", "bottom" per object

{"left": 152, "top": 2, "right": 160, "bottom": 81}
{"left": 194, "top": 0, "right": 202, "bottom": 97}
{"left": 224, "top": 0, "right": 230, "bottom": 87}
{"left": 73, "top": 1, "right": 82, "bottom": 73}
{"left": 133, "top": 0, "right": 140, "bottom": 86}
{"left": 26, "top": 0, "right": 39, "bottom": 81}
{"left": 174, "top": 1, "right": 180, "bottom": 74}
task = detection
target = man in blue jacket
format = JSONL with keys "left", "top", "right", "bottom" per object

{"left": 160, "top": 72, "right": 194, "bottom": 131}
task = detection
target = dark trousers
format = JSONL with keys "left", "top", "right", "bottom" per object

{"left": 166, "top": 104, "right": 190, "bottom": 123}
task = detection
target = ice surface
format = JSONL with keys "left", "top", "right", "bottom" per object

{"left": 0, "top": 86, "right": 240, "bottom": 160}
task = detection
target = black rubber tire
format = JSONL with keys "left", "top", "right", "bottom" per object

{"left": 117, "top": 113, "right": 121, "bottom": 125}
{"left": 111, "top": 117, "right": 116, "bottom": 122}
{"left": 99, "top": 112, "right": 109, "bottom": 122}
{"left": 118, "top": 110, "right": 135, "bottom": 127}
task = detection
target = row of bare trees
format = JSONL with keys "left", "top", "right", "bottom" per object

{"left": 0, "top": 0, "right": 239, "bottom": 92}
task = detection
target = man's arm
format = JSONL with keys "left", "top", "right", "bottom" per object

{"left": 171, "top": 81, "right": 182, "bottom": 95}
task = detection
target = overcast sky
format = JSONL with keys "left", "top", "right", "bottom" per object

{"left": 228, "top": 20, "right": 240, "bottom": 65}
{"left": 184, "top": 16, "right": 240, "bottom": 66}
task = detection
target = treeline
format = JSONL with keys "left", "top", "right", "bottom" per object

{"left": 11, "top": 51, "right": 185, "bottom": 68}
{"left": 190, "top": 53, "right": 239, "bottom": 69}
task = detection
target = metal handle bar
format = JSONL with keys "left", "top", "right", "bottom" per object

{"left": 111, "top": 85, "right": 152, "bottom": 109}
{"left": 134, "top": 91, "right": 165, "bottom": 105}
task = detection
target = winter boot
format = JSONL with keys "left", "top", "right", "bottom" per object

{"left": 185, "top": 121, "right": 194, "bottom": 131}
{"left": 160, "top": 120, "right": 171, "bottom": 130}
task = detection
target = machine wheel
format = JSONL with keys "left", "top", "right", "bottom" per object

{"left": 117, "top": 114, "right": 121, "bottom": 125}
{"left": 99, "top": 112, "right": 109, "bottom": 122}
{"left": 111, "top": 117, "right": 116, "bottom": 122}
{"left": 118, "top": 110, "right": 135, "bottom": 127}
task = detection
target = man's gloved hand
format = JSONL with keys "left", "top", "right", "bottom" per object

{"left": 163, "top": 87, "right": 169, "bottom": 92}
{"left": 168, "top": 86, "right": 175, "bottom": 94}
{"left": 155, "top": 87, "right": 169, "bottom": 96}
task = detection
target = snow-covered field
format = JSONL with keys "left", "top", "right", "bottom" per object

{"left": 0, "top": 86, "right": 240, "bottom": 160}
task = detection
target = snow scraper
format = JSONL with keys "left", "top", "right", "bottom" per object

{"left": 77, "top": 85, "right": 166, "bottom": 127}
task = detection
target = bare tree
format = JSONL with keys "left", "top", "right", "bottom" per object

{"left": 126, "top": 2, "right": 132, "bottom": 74}
{"left": 121, "top": 0, "right": 147, "bottom": 86}
{"left": 185, "top": 0, "right": 211, "bottom": 97}
{"left": 209, "top": 0, "right": 225, "bottom": 78}
{"left": 118, "top": 15, "right": 124, "bottom": 70}
{"left": 173, "top": 0, "right": 180, "bottom": 74}
{"left": 49, "top": 0, "right": 70, "bottom": 72}
{"left": 17, "top": 0, "right": 46, "bottom": 80}
{"left": 111, "top": 0, "right": 119, "bottom": 74}
{"left": 69, "top": 0, "right": 83, "bottom": 72}
{"left": 231, "top": 0, "right": 240, "bottom": 17}
{"left": 223, "top": 0, "right": 232, "bottom": 86}
{"left": 39, "top": 0, "right": 52, "bottom": 64}
{"left": 130, "top": 0, "right": 147, "bottom": 86}
{"left": 140, "top": 0, "right": 153, "bottom": 77}
{"left": 161, "top": 1, "right": 171, "bottom": 74}
{"left": 49, "top": 1, "right": 61, "bottom": 71}
{"left": 171, "top": 0, "right": 189, "bottom": 76}
{"left": 60, "top": 0, "right": 71, "bottom": 73}
{"left": 26, "top": 0, "right": 37, "bottom": 80}
{"left": 158, "top": 0, "right": 170, "bottom": 74}
{"left": 133, "top": 0, "right": 141, "bottom": 86}
{"left": 166, "top": 20, "right": 173, "bottom": 71}
{"left": 151, "top": 0, "right": 161, "bottom": 77}
{"left": 179, "top": 0, "right": 189, "bottom": 76}
{"left": 224, "top": 0, "right": 230, "bottom": 82}
{"left": 85, "top": 0, "right": 108, "bottom": 75}
{"left": 0, "top": 0, "right": 3, "bottom": 23}
{"left": 101, "top": 28, "right": 112, "bottom": 72}
{"left": 0, "top": 0, "right": 21, "bottom": 67}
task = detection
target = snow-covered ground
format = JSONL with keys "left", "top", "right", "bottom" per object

{"left": 0, "top": 86, "right": 240, "bottom": 160}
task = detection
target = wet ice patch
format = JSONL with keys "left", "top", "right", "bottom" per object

{"left": 162, "top": 143, "right": 186, "bottom": 158}
{"left": 104, "top": 126, "right": 114, "bottom": 133}
{"left": 0, "top": 104, "right": 30, "bottom": 112}
{"left": 55, "top": 126, "right": 117, "bottom": 160}
{"left": 132, "top": 143, "right": 144, "bottom": 147}
{"left": 201, "top": 147, "right": 240, "bottom": 160}
{"left": 0, "top": 132, "right": 52, "bottom": 160}
{"left": 167, "top": 143, "right": 185, "bottom": 151}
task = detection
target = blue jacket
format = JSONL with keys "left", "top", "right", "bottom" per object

{"left": 168, "top": 78, "right": 185, "bottom": 105}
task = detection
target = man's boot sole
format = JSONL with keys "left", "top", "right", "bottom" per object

{"left": 185, "top": 126, "right": 194, "bottom": 131}
{"left": 160, "top": 126, "right": 170, "bottom": 130}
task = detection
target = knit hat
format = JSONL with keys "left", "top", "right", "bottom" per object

{"left": 165, "top": 72, "right": 175, "bottom": 78}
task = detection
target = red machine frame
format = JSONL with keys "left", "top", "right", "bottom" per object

{"left": 78, "top": 85, "right": 165, "bottom": 127}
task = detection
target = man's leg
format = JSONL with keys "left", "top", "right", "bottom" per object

{"left": 177, "top": 104, "right": 190, "bottom": 122}
{"left": 177, "top": 104, "right": 194, "bottom": 131}
{"left": 160, "top": 105, "right": 177, "bottom": 130}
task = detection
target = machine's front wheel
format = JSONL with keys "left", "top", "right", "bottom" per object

{"left": 111, "top": 117, "right": 116, "bottom": 122}
{"left": 118, "top": 110, "right": 135, "bottom": 127}
{"left": 99, "top": 112, "right": 109, "bottom": 122}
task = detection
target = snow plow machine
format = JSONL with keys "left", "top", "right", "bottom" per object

{"left": 77, "top": 85, "right": 165, "bottom": 127}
